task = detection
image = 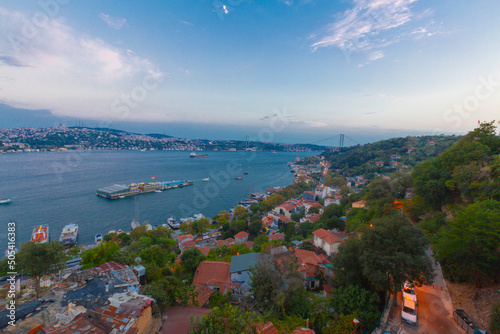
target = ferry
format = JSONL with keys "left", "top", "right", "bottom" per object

{"left": 0, "top": 198, "right": 12, "bottom": 205}
{"left": 95, "top": 234, "right": 103, "bottom": 244}
{"left": 167, "top": 217, "right": 180, "bottom": 229}
{"left": 31, "top": 225, "right": 49, "bottom": 243}
{"left": 190, "top": 152, "right": 208, "bottom": 158}
{"left": 59, "top": 223, "right": 78, "bottom": 247}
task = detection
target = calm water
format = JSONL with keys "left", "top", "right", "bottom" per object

{"left": 0, "top": 150, "right": 316, "bottom": 246}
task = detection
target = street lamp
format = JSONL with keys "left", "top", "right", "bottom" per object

{"left": 350, "top": 318, "right": 362, "bottom": 334}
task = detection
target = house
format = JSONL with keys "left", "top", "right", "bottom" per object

{"left": 299, "top": 191, "right": 316, "bottom": 202}
{"left": 324, "top": 196, "right": 341, "bottom": 206}
{"left": 407, "top": 147, "right": 417, "bottom": 153}
{"left": 266, "top": 187, "right": 282, "bottom": 195}
{"left": 230, "top": 253, "right": 262, "bottom": 294}
{"left": 293, "top": 249, "right": 331, "bottom": 289}
{"left": 352, "top": 200, "right": 367, "bottom": 209}
{"left": 291, "top": 328, "right": 316, "bottom": 334}
{"left": 302, "top": 200, "right": 323, "bottom": 214}
{"left": 192, "top": 261, "right": 236, "bottom": 307}
{"left": 375, "top": 161, "right": 384, "bottom": 167}
{"left": 295, "top": 175, "right": 314, "bottom": 184}
{"left": 43, "top": 292, "right": 154, "bottom": 334}
{"left": 234, "top": 231, "right": 249, "bottom": 244}
{"left": 243, "top": 241, "right": 253, "bottom": 250}
{"left": 178, "top": 234, "right": 194, "bottom": 252}
{"left": 257, "top": 321, "right": 279, "bottom": 334}
{"left": 390, "top": 154, "right": 401, "bottom": 160}
{"left": 312, "top": 228, "right": 345, "bottom": 256}
{"left": 300, "top": 214, "right": 321, "bottom": 223}
{"left": 262, "top": 215, "right": 275, "bottom": 229}
{"left": 268, "top": 232, "right": 285, "bottom": 241}
{"left": 389, "top": 161, "right": 399, "bottom": 168}
{"left": 427, "top": 140, "right": 435, "bottom": 146}
{"left": 273, "top": 200, "right": 302, "bottom": 219}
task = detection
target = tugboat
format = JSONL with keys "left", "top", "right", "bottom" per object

{"left": 31, "top": 225, "right": 49, "bottom": 243}
{"left": 59, "top": 223, "right": 78, "bottom": 247}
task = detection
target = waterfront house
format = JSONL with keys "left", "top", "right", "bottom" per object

{"left": 312, "top": 228, "right": 345, "bottom": 256}
{"left": 375, "top": 161, "right": 384, "bottom": 167}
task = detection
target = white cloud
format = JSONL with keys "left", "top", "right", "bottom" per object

{"left": 0, "top": 7, "right": 163, "bottom": 121}
{"left": 310, "top": 0, "right": 436, "bottom": 64}
{"left": 98, "top": 13, "right": 126, "bottom": 30}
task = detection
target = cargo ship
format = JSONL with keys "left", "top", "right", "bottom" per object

{"left": 59, "top": 223, "right": 78, "bottom": 247}
{"left": 31, "top": 225, "right": 49, "bottom": 243}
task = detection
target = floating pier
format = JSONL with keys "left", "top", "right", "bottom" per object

{"left": 96, "top": 180, "right": 194, "bottom": 199}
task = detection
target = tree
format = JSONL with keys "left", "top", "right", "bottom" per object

{"left": 180, "top": 248, "right": 206, "bottom": 281}
{"left": 81, "top": 241, "right": 120, "bottom": 269}
{"left": 248, "top": 219, "right": 263, "bottom": 236}
{"left": 332, "top": 285, "right": 381, "bottom": 330}
{"left": 333, "top": 214, "right": 434, "bottom": 298}
{"left": 141, "top": 276, "right": 197, "bottom": 309}
{"left": 298, "top": 241, "right": 314, "bottom": 251}
{"left": 249, "top": 255, "right": 309, "bottom": 316}
{"left": 17, "top": 241, "right": 67, "bottom": 297}
{"left": 434, "top": 200, "right": 500, "bottom": 287}
{"left": 285, "top": 222, "right": 296, "bottom": 242}
{"left": 140, "top": 245, "right": 169, "bottom": 267}
{"left": 233, "top": 206, "right": 249, "bottom": 221}
{"left": 180, "top": 217, "right": 211, "bottom": 234}
{"left": 252, "top": 234, "right": 269, "bottom": 253}
{"left": 189, "top": 304, "right": 258, "bottom": 334}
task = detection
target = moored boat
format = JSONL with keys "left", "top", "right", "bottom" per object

{"left": 59, "top": 223, "right": 78, "bottom": 247}
{"left": 95, "top": 234, "right": 103, "bottom": 244}
{"left": 31, "top": 225, "right": 49, "bottom": 243}
{"left": 167, "top": 217, "right": 180, "bottom": 229}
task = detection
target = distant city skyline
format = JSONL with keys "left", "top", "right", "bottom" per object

{"left": 1, "top": 1, "right": 499, "bottom": 144}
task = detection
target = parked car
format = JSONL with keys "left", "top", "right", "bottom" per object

{"left": 402, "top": 282, "right": 417, "bottom": 302}
{"left": 402, "top": 298, "right": 418, "bottom": 325}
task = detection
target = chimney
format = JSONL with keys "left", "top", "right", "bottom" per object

{"left": 306, "top": 319, "right": 309, "bottom": 329}
{"left": 105, "top": 281, "right": 109, "bottom": 292}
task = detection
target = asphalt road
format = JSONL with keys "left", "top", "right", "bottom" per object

{"left": 392, "top": 252, "right": 463, "bottom": 334}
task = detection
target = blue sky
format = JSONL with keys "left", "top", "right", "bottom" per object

{"left": 0, "top": 0, "right": 499, "bottom": 144}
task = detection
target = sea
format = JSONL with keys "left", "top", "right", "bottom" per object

{"left": 0, "top": 150, "right": 317, "bottom": 247}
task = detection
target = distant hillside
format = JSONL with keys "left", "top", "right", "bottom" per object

{"left": 311, "top": 135, "right": 461, "bottom": 176}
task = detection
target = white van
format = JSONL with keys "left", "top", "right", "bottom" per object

{"left": 402, "top": 298, "right": 418, "bottom": 325}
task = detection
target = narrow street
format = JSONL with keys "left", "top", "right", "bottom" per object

{"left": 389, "top": 251, "right": 463, "bottom": 334}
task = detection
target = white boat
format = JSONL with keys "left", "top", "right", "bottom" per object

{"left": 154, "top": 190, "right": 162, "bottom": 193}
{"left": 59, "top": 223, "right": 78, "bottom": 247}
{"left": 202, "top": 177, "right": 209, "bottom": 182}
{"left": 0, "top": 198, "right": 12, "bottom": 205}
{"left": 130, "top": 219, "right": 141, "bottom": 230}
{"left": 167, "top": 217, "right": 180, "bottom": 229}
{"left": 95, "top": 234, "right": 103, "bottom": 244}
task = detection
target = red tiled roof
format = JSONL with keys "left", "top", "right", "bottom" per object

{"left": 215, "top": 240, "right": 225, "bottom": 247}
{"left": 181, "top": 240, "right": 196, "bottom": 250}
{"left": 262, "top": 216, "right": 275, "bottom": 227}
{"left": 225, "top": 237, "right": 235, "bottom": 245}
{"left": 193, "top": 285, "right": 214, "bottom": 307}
{"left": 312, "top": 228, "right": 345, "bottom": 245}
{"left": 91, "top": 261, "right": 128, "bottom": 275}
{"left": 178, "top": 234, "right": 194, "bottom": 243}
{"left": 244, "top": 241, "right": 254, "bottom": 250}
{"left": 256, "top": 321, "right": 279, "bottom": 334}
{"left": 303, "top": 200, "right": 322, "bottom": 207}
{"left": 196, "top": 246, "right": 210, "bottom": 256}
{"left": 192, "top": 261, "right": 231, "bottom": 288}
{"left": 269, "top": 233, "right": 284, "bottom": 241}
{"left": 276, "top": 215, "right": 292, "bottom": 223}
{"left": 234, "top": 231, "right": 249, "bottom": 239}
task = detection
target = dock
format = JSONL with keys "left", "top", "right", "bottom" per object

{"left": 96, "top": 180, "right": 194, "bottom": 199}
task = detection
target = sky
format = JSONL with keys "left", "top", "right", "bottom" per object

{"left": 0, "top": 0, "right": 499, "bottom": 144}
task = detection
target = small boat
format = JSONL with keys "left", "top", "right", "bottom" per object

{"left": 235, "top": 176, "right": 243, "bottom": 180}
{"left": 243, "top": 172, "right": 248, "bottom": 175}
{"left": 202, "top": 177, "right": 209, "bottom": 182}
{"left": 117, "top": 229, "right": 124, "bottom": 234}
{"left": 130, "top": 219, "right": 141, "bottom": 230}
{"left": 0, "top": 198, "right": 12, "bottom": 205}
{"left": 59, "top": 223, "right": 78, "bottom": 247}
{"left": 108, "top": 229, "right": 116, "bottom": 234}
{"left": 190, "top": 152, "right": 208, "bottom": 158}
{"left": 118, "top": 195, "right": 125, "bottom": 199}
{"left": 167, "top": 217, "right": 180, "bottom": 229}
{"left": 31, "top": 225, "right": 49, "bottom": 243}
{"left": 154, "top": 190, "right": 162, "bottom": 193}
{"left": 95, "top": 234, "right": 103, "bottom": 244}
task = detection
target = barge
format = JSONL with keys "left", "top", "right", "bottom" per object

{"left": 96, "top": 180, "right": 194, "bottom": 199}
